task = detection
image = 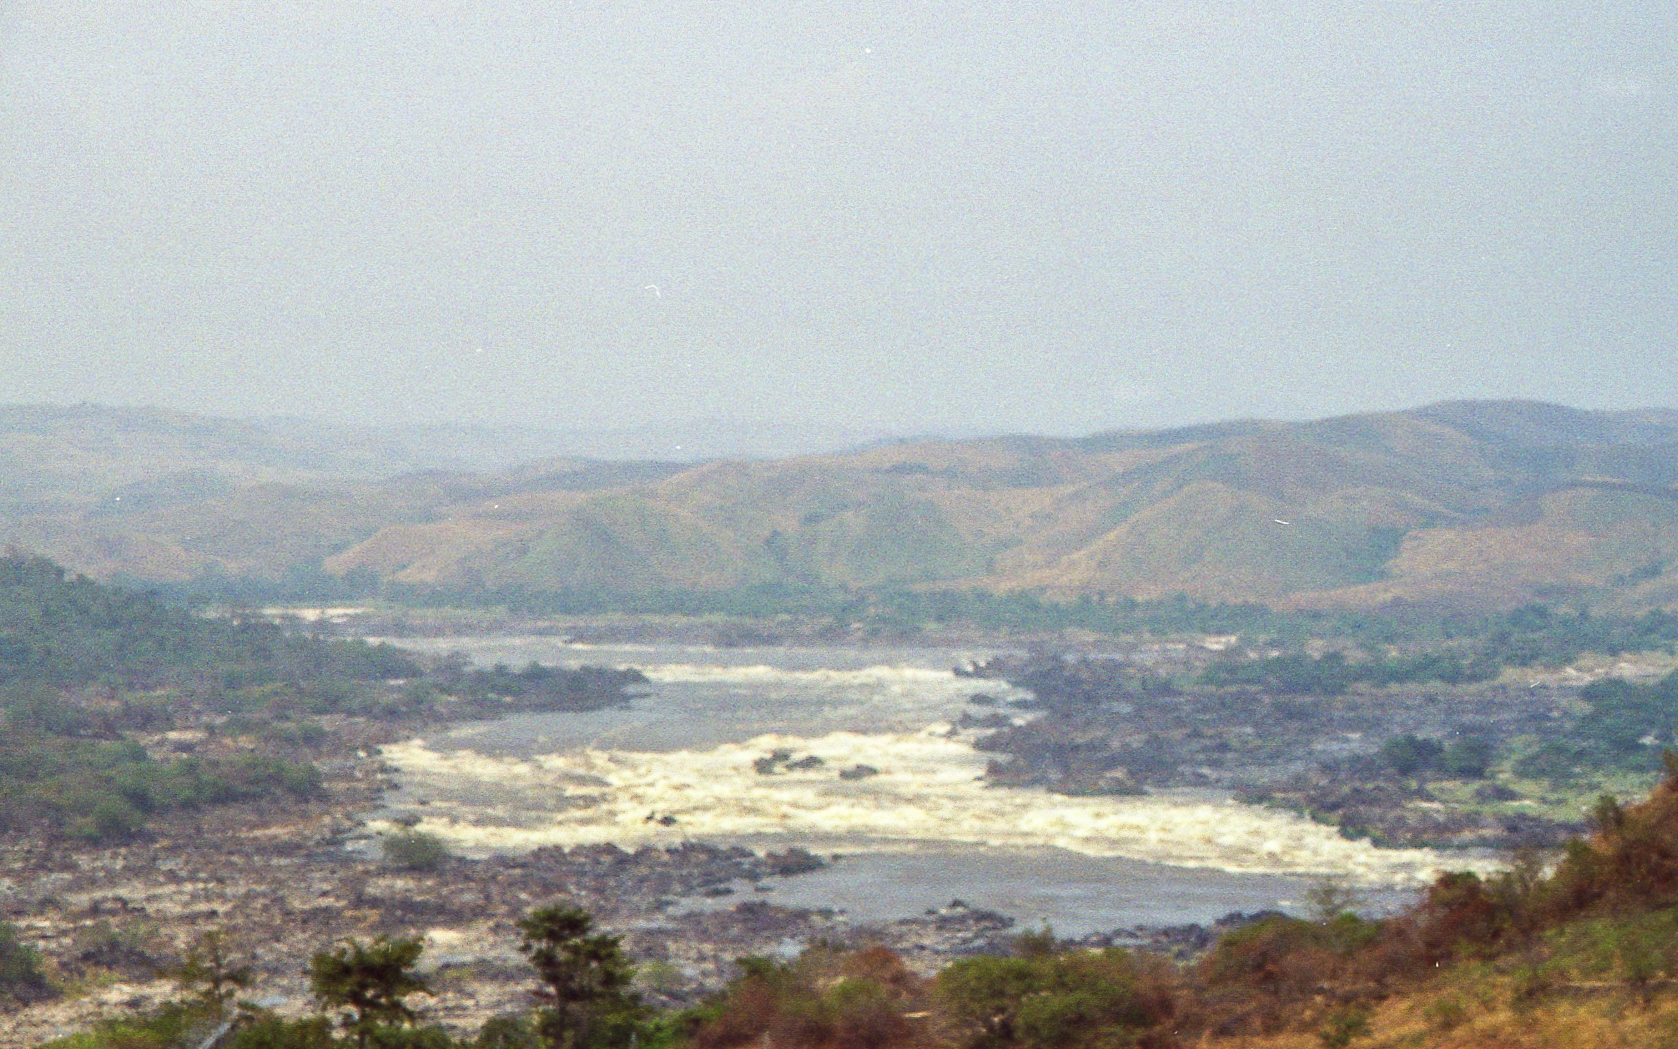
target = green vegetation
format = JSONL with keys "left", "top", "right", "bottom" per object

{"left": 516, "top": 905, "right": 642, "bottom": 1049}
{"left": 0, "top": 554, "right": 645, "bottom": 843}
{"left": 1377, "top": 734, "right": 1493, "bottom": 778}
{"left": 1196, "top": 606, "right": 1678, "bottom": 696}
{"left": 174, "top": 930, "right": 254, "bottom": 1012}
{"left": 0, "top": 733, "right": 324, "bottom": 841}
{"left": 382, "top": 830, "right": 451, "bottom": 872}
{"left": 402, "top": 582, "right": 1678, "bottom": 680}
{"left": 72, "top": 917, "right": 167, "bottom": 974}
{"left": 1506, "top": 669, "right": 1678, "bottom": 788}
{"left": 309, "top": 937, "right": 435, "bottom": 1049}
{"left": 44, "top": 1001, "right": 226, "bottom": 1049}
{"left": 0, "top": 920, "right": 50, "bottom": 1004}
{"left": 425, "top": 661, "right": 648, "bottom": 720}
{"left": 44, "top": 911, "right": 658, "bottom": 1049}
{"left": 0, "top": 554, "right": 419, "bottom": 691}
{"left": 935, "top": 947, "right": 1176, "bottom": 1049}
{"left": 682, "top": 945, "right": 925, "bottom": 1049}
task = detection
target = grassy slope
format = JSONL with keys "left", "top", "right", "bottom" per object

{"left": 1206, "top": 764, "right": 1678, "bottom": 1049}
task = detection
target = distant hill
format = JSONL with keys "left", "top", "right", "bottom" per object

{"left": 3, "top": 401, "right": 1677, "bottom": 611}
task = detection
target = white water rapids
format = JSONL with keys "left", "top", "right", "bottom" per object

{"left": 367, "top": 640, "right": 1491, "bottom": 929}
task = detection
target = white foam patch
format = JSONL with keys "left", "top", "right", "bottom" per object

{"left": 640, "top": 664, "right": 961, "bottom": 687}
{"left": 379, "top": 729, "right": 1484, "bottom": 886}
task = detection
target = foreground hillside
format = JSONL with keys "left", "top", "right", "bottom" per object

{"left": 34, "top": 756, "right": 1678, "bottom": 1049}
{"left": 4, "top": 400, "right": 1678, "bottom": 611}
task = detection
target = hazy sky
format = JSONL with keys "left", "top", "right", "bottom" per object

{"left": 4, "top": 0, "right": 1674, "bottom": 441}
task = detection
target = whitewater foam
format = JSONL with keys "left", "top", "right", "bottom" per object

{"left": 378, "top": 727, "right": 1484, "bottom": 886}
{"left": 641, "top": 664, "right": 960, "bottom": 687}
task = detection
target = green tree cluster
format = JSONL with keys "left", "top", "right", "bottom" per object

{"left": 935, "top": 947, "right": 1176, "bottom": 1049}
{"left": 516, "top": 906, "right": 643, "bottom": 1049}
{"left": 1512, "top": 670, "right": 1678, "bottom": 783}
{"left": 0, "top": 731, "right": 323, "bottom": 842}
{"left": 1377, "top": 734, "right": 1493, "bottom": 778}
{"left": 0, "top": 554, "right": 418, "bottom": 692}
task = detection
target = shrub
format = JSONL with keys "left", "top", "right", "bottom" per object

{"left": 228, "top": 1016, "right": 339, "bottom": 1049}
{"left": 72, "top": 918, "right": 164, "bottom": 973}
{"left": 69, "top": 797, "right": 145, "bottom": 843}
{"left": 1508, "top": 963, "right": 1557, "bottom": 1012}
{"left": 1441, "top": 736, "right": 1494, "bottom": 779}
{"left": 0, "top": 921, "right": 51, "bottom": 1002}
{"left": 1379, "top": 735, "right": 1443, "bottom": 776}
{"left": 383, "top": 830, "right": 451, "bottom": 872}
{"left": 1411, "top": 872, "right": 1511, "bottom": 961}
{"left": 690, "top": 946, "right": 926, "bottom": 1049}
{"left": 474, "top": 1014, "right": 541, "bottom": 1049}
{"left": 1199, "top": 916, "right": 1333, "bottom": 991}
{"left": 1316, "top": 1004, "right": 1370, "bottom": 1048}
{"left": 937, "top": 948, "right": 1174, "bottom": 1049}
{"left": 1512, "top": 742, "right": 1582, "bottom": 782}
{"left": 38, "top": 1001, "right": 212, "bottom": 1049}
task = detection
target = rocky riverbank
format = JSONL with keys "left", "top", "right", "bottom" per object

{"left": 963, "top": 652, "right": 1594, "bottom": 850}
{"left": 0, "top": 754, "right": 1054, "bottom": 1046}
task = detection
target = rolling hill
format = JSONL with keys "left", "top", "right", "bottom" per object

{"left": 3, "top": 401, "right": 1677, "bottom": 611}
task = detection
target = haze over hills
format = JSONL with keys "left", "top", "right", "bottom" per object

{"left": 3, "top": 400, "right": 1676, "bottom": 612}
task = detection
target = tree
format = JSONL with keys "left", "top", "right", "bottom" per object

{"left": 515, "top": 906, "right": 640, "bottom": 1049}
{"left": 1305, "top": 876, "right": 1366, "bottom": 925}
{"left": 309, "top": 936, "right": 433, "bottom": 1049}
{"left": 1379, "top": 735, "right": 1443, "bottom": 776}
{"left": 934, "top": 956, "right": 1045, "bottom": 1046}
{"left": 935, "top": 949, "right": 1174, "bottom": 1049}
{"left": 1441, "top": 736, "right": 1494, "bottom": 779}
{"left": 174, "top": 929, "right": 254, "bottom": 1016}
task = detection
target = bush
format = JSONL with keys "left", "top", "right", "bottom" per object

{"left": 228, "top": 1016, "right": 339, "bottom": 1049}
{"left": 69, "top": 797, "right": 145, "bottom": 843}
{"left": 39, "top": 1001, "right": 212, "bottom": 1049}
{"left": 0, "top": 723, "right": 324, "bottom": 841}
{"left": 1199, "top": 916, "right": 1332, "bottom": 990}
{"left": 474, "top": 1015, "right": 541, "bottom": 1049}
{"left": 1316, "top": 1004, "right": 1370, "bottom": 1048}
{"left": 937, "top": 948, "right": 1174, "bottom": 1049}
{"left": 72, "top": 918, "right": 164, "bottom": 973}
{"left": 690, "top": 946, "right": 926, "bottom": 1049}
{"left": 369, "top": 1026, "right": 459, "bottom": 1049}
{"left": 1441, "top": 736, "right": 1494, "bottom": 779}
{"left": 0, "top": 921, "right": 50, "bottom": 1002}
{"left": 383, "top": 830, "right": 451, "bottom": 872}
{"left": 1379, "top": 735, "right": 1443, "bottom": 776}
{"left": 1513, "top": 742, "right": 1582, "bottom": 783}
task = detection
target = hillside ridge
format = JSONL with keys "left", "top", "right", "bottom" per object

{"left": 3, "top": 400, "right": 1676, "bottom": 611}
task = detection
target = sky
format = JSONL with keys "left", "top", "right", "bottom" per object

{"left": 3, "top": 0, "right": 1675, "bottom": 447}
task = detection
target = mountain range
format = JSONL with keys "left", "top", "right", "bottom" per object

{"left": 3, "top": 400, "right": 1676, "bottom": 611}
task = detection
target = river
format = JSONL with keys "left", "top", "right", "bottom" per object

{"left": 368, "top": 638, "right": 1462, "bottom": 934}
